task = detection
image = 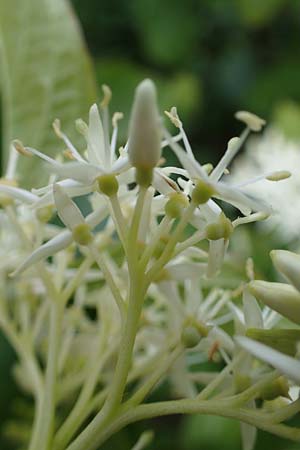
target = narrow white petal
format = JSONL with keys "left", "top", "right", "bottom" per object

{"left": 48, "top": 161, "right": 102, "bottom": 184}
{"left": 215, "top": 183, "right": 271, "bottom": 215}
{"left": 11, "top": 231, "right": 72, "bottom": 276}
{"left": 207, "top": 239, "right": 226, "bottom": 278}
{"left": 53, "top": 184, "right": 85, "bottom": 230}
{"left": 165, "top": 262, "right": 207, "bottom": 281}
{"left": 33, "top": 181, "right": 94, "bottom": 209}
{"left": 110, "top": 155, "right": 130, "bottom": 173}
{"left": 236, "top": 336, "right": 300, "bottom": 384}
{"left": 88, "top": 104, "right": 106, "bottom": 167}
{"left": 0, "top": 185, "right": 38, "bottom": 203}
{"left": 243, "top": 289, "right": 264, "bottom": 329}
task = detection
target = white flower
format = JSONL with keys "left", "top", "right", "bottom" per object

{"left": 230, "top": 128, "right": 300, "bottom": 242}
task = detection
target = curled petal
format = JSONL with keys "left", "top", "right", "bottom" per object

{"left": 11, "top": 231, "right": 73, "bottom": 276}
{"left": 53, "top": 184, "right": 85, "bottom": 230}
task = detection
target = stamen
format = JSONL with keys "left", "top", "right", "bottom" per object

{"left": 13, "top": 140, "right": 32, "bottom": 157}
{"left": 111, "top": 112, "right": 124, "bottom": 156}
{"left": 235, "top": 111, "right": 266, "bottom": 132}
{"left": 54, "top": 119, "right": 86, "bottom": 162}
{"left": 100, "top": 84, "right": 112, "bottom": 108}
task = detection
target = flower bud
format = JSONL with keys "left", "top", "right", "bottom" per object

{"left": 260, "top": 376, "right": 289, "bottom": 401}
{"left": 205, "top": 213, "right": 233, "bottom": 241}
{"left": 165, "top": 192, "right": 189, "bottom": 218}
{"left": 191, "top": 179, "right": 215, "bottom": 205}
{"left": 271, "top": 250, "right": 300, "bottom": 292}
{"left": 128, "top": 79, "right": 161, "bottom": 171}
{"left": 248, "top": 280, "right": 300, "bottom": 325}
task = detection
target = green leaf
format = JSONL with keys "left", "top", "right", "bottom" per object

{"left": 0, "top": 0, "right": 97, "bottom": 186}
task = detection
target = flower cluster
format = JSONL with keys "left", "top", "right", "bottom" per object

{"left": 0, "top": 79, "right": 299, "bottom": 450}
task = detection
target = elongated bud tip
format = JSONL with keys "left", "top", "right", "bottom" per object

{"left": 128, "top": 79, "right": 162, "bottom": 174}
{"left": 248, "top": 279, "right": 300, "bottom": 325}
{"left": 270, "top": 249, "right": 300, "bottom": 292}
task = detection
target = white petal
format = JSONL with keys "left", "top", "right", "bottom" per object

{"left": 165, "top": 262, "right": 207, "bottom": 281}
{"left": 236, "top": 336, "right": 300, "bottom": 384}
{"left": 88, "top": 104, "right": 106, "bottom": 167}
{"left": 215, "top": 183, "right": 270, "bottom": 215}
{"left": 53, "top": 184, "right": 85, "bottom": 230}
{"left": 11, "top": 231, "right": 72, "bottom": 276}
{"left": 33, "top": 180, "right": 94, "bottom": 208}
{"left": 0, "top": 185, "right": 38, "bottom": 203}
{"left": 49, "top": 161, "right": 102, "bottom": 184}
{"left": 110, "top": 155, "right": 130, "bottom": 173}
{"left": 243, "top": 289, "right": 264, "bottom": 329}
{"left": 207, "top": 239, "right": 226, "bottom": 278}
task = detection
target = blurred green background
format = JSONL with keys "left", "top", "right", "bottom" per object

{"left": 1, "top": 0, "right": 300, "bottom": 448}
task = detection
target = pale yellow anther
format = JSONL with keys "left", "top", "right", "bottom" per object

{"left": 164, "top": 107, "right": 182, "bottom": 128}
{"left": 63, "top": 149, "right": 76, "bottom": 160}
{"left": 52, "top": 119, "right": 62, "bottom": 138}
{"left": 13, "top": 140, "right": 32, "bottom": 157}
{"left": 235, "top": 111, "right": 266, "bottom": 132}
{"left": 112, "top": 112, "right": 124, "bottom": 128}
{"left": 266, "top": 170, "right": 291, "bottom": 182}
{"left": 100, "top": 84, "right": 112, "bottom": 108}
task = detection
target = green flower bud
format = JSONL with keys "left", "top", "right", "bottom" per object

{"left": 128, "top": 79, "right": 161, "bottom": 171}
{"left": 260, "top": 376, "right": 289, "bottom": 401}
{"left": 248, "top": 280, "right": 300, "bottom": 325}
{"left": 72, "top": 223, "right": 93, "bottom": 245}
{"left": 181, "top": 326, "right": 202, "bottom": 348}
{"left": 165, "top": 193, "right": 189, "bottom": 218}
{"left": 36, "top": 206, "right": 54, "bottom": 223}
{"left": 191, "top": 179, "right": 215, "bottom": 205}
{"left": 271, "top": 250, "right": 300, "bottom": 292}
{"left": 97, "top": 174, "right": 119, "bottom": 197}
{"left": 246, "top": 328, "right": 300, "bottom": 357}
{"left": 205, "top": 213, "right": 233, "bottom": 240}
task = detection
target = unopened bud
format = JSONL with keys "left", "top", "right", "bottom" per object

{"left": 260, "top": 376, "right": 289, "bottom": 401}
{"left": 165, "top": 192, "right": 189, "bottom": 218}
{"left": 271, "top": 249, "right": 300, "bottom": 292}
{"left": 248, "top": 280, "right": 300, "bottom": 325}
{"left": 128, "top": 79, "right": 161, "bottom": 171}
{"left": 205, "top": 213, "right": 233, "bottom": 241}
{"left": 72, "top": 223, "right": 93, "bottom": 245}
{"left": 75, "top": 118, "right": 89, "bottom": 136}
